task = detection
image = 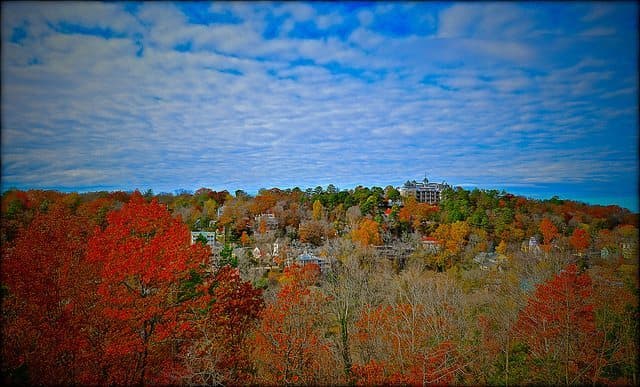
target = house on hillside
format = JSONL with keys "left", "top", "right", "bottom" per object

{"left": 254, "top": 213, "right": 278, "bottom": 231}
{"left": 473, "top": 252, "right": 506, "bottom": 271}
{"left": 421, "top": 236, "right": 441, "bottom": 253}
{"left": 521, "top": 236, "right": 541, "bottom": 254}
{"left": 398, "top": 177, "right": 450, "bottom": 205}
{"left": 190, "top": 231, "right": 217, "bottom": 251}
{"left": 296, "top": 251, "right": 331, "bottom": 272}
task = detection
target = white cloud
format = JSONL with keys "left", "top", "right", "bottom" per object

{"left": 273, "top": 3, "right": 315, "bottom": 22}
{"left": 580, "top": 27, "right": 616, "bottom": 37}
{"left": 0, "top": 2, "right": 637, "bottom": 201}
{"left": 316, "top": 12, "right": 343, "bottom": 30}
{"left": 357, "top": 9, "right": 374, "bottom": 27}
{"left": 437, "top": 3, "right": 535, "bottom": 39}
{"left": 580, "top": 3, "right": 614, "bottom": 23}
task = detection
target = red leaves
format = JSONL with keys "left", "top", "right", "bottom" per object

{"left": 179, "top": 266, "right": 264, "bottom": 385}
{"left": 86, "top": 191, "right": 210, "bottom": 385}
{"left": 351, "top": 303, "right": 461, "bottom": 385}
{"left": 514, "top": 264, "right": 602, "bottom": 385}
{"left": 1, "top": 204, "right": 98, "bottom": 385}
{"left": 351, "top": 360, "right": 388, "bottom": 386}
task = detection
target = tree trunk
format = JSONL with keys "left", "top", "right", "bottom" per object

{"left": 340, "top": 316, "right": 353, "bottom": 384}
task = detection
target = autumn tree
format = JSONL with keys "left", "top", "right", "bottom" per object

{"left": 540, "top": 217, "right": 559, "bottom": 252}
{"left": 1, "top": 204, "right": 99, "bottom": 385}
{"left": 181, "top": 266, "right": 263, "bottom": 385}
{"left": 240, "top": 230, "right": 251, "bottom": 246}
{"left": 351, "top": 218, "right": 382, "bottom": 247}
{"left": 351, "top": 305, "right": 461, "bottom": 385}
{"left": 349, "top": 265, "right": 467, "bottom": 385}
{"left": 312, "top": 199, "right": 324, "bottom": 221}
{"left": 569, "top": 227, "right": 590, "bottom": 253}
{"left": 589, "top": 263, "right": 638, "bottom": 384}
{"left": 252, "top": 264, "right": 338, "bottom": 385}
{"left": 322, "top": 255, "right": 372, "bottom": 383}
{"left": 432, "top": 221, "right": 470, "bottom": 270}
{"left": 218, "top": 196, "right": 251, "bottom": 240}
{"left": 398, "top": 195, "right": 438, "bottom": 233}
{"left": 513, "top": 264, "right": 603, "bottom": 385}
{"left": 298, "top": 219, "right": 334, "bottom": 246}
{"left": 250, "top": 189, "right": 280, "bottom": 216}
{"left": 467, "top": 270, "right": 527, "bottom": 385}
{"left": 86, "top": 192, "right": 210, "bottom": 385}
{"left": 495, "top": 239, "right": 508, "bottom": 255}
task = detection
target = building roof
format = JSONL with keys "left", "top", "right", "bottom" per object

{"left": 297, "top": 252, "right": 320, "bottom": 262}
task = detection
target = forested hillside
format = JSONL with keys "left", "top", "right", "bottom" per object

{"left": 2, "top": 186, "right": 637, "bottom": 385}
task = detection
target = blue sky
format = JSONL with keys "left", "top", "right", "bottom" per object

{"left": 1, "top": 2, "right": 638, "bottom": 211}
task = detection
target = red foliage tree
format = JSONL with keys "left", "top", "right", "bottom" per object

{"left": 86, "top": 191, "right": 210, "bottom": 385}
{"left": 1, "top": 204, "right": 98, "bottom": 384}
{"left": 181, "top": 266, "right": 264, "bottom": 384}
{"left": 513, "top": 264, "right": 603, "bottom": 385}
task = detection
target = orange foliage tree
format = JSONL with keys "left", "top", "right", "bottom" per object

{"left": 299, "top": 219, "right": 334, "bottom": 246}
{"left": 432, "top": 221, "right": 470, "bottom": 270}
{"left": 569, "top": 227, "right": 590, "bottom": 253}
{"left": 351, "top": 303, "right": 461, "bottom": 385}
{"left": 252, "top": 264, "right": 336, "bottom": 385}
{"left": 539, "top": 217, "right": 559, "bottom": 252}
{"left": 86, "top": 192, "right": 210, "bottom": 385}
{"left": 240, "top": 230, "right": 251, "bottom": 246}
{"left": 351, "top": 218, "right": 382, "bottom": 246}
{"left": 398, "top": 195, "right": 438, "bottom": 232}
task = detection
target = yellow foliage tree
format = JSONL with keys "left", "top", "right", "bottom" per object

{"left": 432, "top": 221, "right": 470, "bottom": 270}
{"left": 351, "top": 218, "right": 382, "bottom": 247}
{"left": 496, "top": 239, "right": 508, "bottom": 255}
{"left": 312, "top": 199, "right": 324, "bottom": 221}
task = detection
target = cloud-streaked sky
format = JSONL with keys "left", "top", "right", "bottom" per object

{"left": 2, "top": 2, "right": 638, "bottom": 210}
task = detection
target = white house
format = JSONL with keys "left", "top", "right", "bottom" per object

{"left": 191, "top": 231, "right": 217, "bottom": 250}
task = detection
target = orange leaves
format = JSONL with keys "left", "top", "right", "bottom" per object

{"left": 351, "top": 360, "right": 389, "bottom": 386}
{"left": 252, "top": 264, "right": 333, "bottom": 385}
{"left": 431, "top": 221, "right": 470, "bottom": 270}
{"left": 433, "top": 221, "right": 470, "bottom": 257}
{"left": 539, "top": 217, "right": 558, "bottom": 252}
{"left": 351, "top": 218, "right": 382, "bottom": 246}
{"left": 240, "top": 230, "right": 251, "bottom": 246}
{"left": 298, "top": 219, "right": 330, "bottom": 246}
{"left": 398, "top": 195, "right": 438, "bottom": 232}
{"left": 569, "top": 227, "right": 590, "bottom": 252}
{"left": 351, "top": 303, "right": 461, "bottom": 385}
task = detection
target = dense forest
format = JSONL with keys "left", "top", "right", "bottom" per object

{"left": 1, "top": 184, "right": 638, "bottom": 385}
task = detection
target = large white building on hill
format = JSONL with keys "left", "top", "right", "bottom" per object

{"left": 398, "top": 178, "right": 450, "bottom": 205}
